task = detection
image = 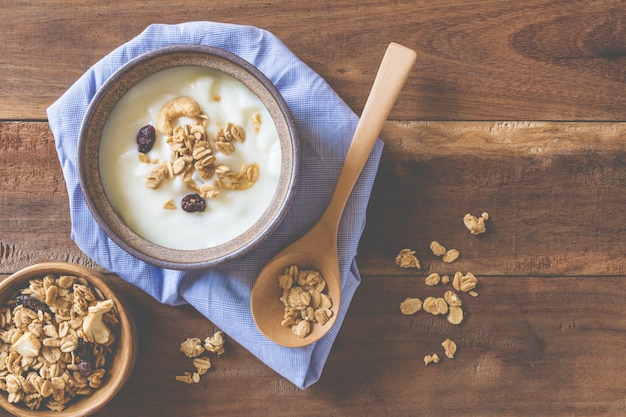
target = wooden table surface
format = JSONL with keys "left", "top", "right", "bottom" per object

{"left": 1, "top": 1, "right": 625, "bottom": 416}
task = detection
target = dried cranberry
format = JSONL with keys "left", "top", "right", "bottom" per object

{"left": 136, "top": 124, "right": 156, "bottom": 153}
{"left": 15, "top": 295, "right": 52, "bottom": 315}
{"left": 181, "top": 194, "right": 206, "bottom": 213}
{"left": 77, "top": 360, "right": 93, "bottom": 377}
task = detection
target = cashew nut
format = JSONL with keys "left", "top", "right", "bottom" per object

{"left": 12, "top": 331, "right": 41, "bottom": 357}
{"left": 82, "top": 299, "right": 115, "bottom": 346}
{"left": 156, "top": 96, "right": 202, "bottom": 134}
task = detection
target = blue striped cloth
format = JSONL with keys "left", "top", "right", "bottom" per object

{"left": 47, "top": 21, "right": 383, "bottom": 389}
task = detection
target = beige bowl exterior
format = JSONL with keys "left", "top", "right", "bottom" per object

{"left": 0, "top": 262, "right": 138, "bottom": 417}
{"left": 78, "top": 45, "right": 299, "bottom": 270}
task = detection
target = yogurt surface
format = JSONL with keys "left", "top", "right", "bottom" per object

{"left": 99, "top": 66, "right": 282, "bottom": 250}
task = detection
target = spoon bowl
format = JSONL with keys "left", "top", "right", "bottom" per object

{"left": 251, "top": 42, "right": 417, "bottom": 347}
{"left": 250, "top": 250, "right": 342, "bottom": 347}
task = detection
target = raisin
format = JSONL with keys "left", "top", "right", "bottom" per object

{"left": 15, "top": 295, "right": 52, "bottom": 315}
{"left": 137, "top": 124, "right": 156, "bottom": 153}
{"left": 181, "top": 193, "right": 206, "bottom": 212}
{"left": 75, "top": 338, "right": 95, "bottom": 363}
{"left": 77, "top": 360, "right": 93, "bottom": 377}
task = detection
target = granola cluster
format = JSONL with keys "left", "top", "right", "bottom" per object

{"left": 140, "top": 96, "right": 262, "bottom": 213}
{"left": 278, "top": 265, "right": 334, "bottom": 339}
{"left": 0, "top": 274, "right": 119, "bottom": 411}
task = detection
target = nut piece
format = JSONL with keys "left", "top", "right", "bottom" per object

{"left": 464, "top": 212, "right": 489, "bottom": 235}
{"left": 442, "top": 249, "right": 460, "bottom": 263}
{"left": 11, "top": 331, "right": 41, "bottom": 358}
{"left": 395, "top": 249, "right": 421, "bottom": 269}
{"left": 442, "top": 338, "right": 457, "bottom": 359}
{"left": 430, "top": 241, "right": 447, "bottom": 256}
{"left": 82, "top": 299, "right": 115, "bottom": 346}
{"left": 399, "top": 297, "right": 423, "bottom": 315}
{"left": 156, "top": 96, "right": 202, "bottom": 135}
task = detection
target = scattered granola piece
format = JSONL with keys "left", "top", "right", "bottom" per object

{"left": 469, "top": 291, "right": 479, "bottom": 297}
{"left": 193, "top": 357, "right": 212, "bottom": 375}
{"left": 442, "top": 249, "right": 460, "bottom": 263}
{"left": 252, "top": 112, "right": 262, "bottom": 133}
{"left": 442, "top": 338, "right": 457, "bottom": 359}
{"left": 424, "top": 353, "right": 440, "bottom": 365}
{"left": 459, "top": 272, "right": 478, "bottom": 292}
{"left": 435, "top": 298, "right": 449, "bottom": 315}
{"left": 464, "top": 212, "right": 489, "bottom": 235}
{"left": 452, "top": 271, "right": 463, "bottom": 291}
{"left": 204, "top": 330, "right": 225, "bottom": 356}
{"left": 444, "top": 290, "right": 462, "bottom": 307}
{"left": 447, "top": 306, "right": 464, "bottom": 325}
{"left": 180, "top": 338, "right": 205, "bottom": 358}
{"left": 423, "top": 297, "right": 438, "bottom": 314}
{"left": 163, "top": 199, "right": 176, "bottom": 210}
{"left": 400, "top": 297, "right": 423, "bottom": 315}
{"left": 441, "top": 274, "right": 450, "bottom": 284}
{"left": 176, "top": 372, "right": 195, "bottom": 384}
{"left": 430, "top": 241, "right": 447, "bottom": 256}
{"left": 425, "top": 273, "right": 441, "bottom": 286}
{"left": 395, "top": 249, "right": 421, "bottom": 269}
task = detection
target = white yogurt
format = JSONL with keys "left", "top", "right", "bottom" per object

{"left": 99, "top": 67, "right": 282, "bottom": 250}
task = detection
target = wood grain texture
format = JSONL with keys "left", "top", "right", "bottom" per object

{"left": 360, "top": 121, "right": 626, "bottom": 277}
{"left": 1, "top": 0, "right": 626, "bottom": 415}
{"left": 1, "top": 121, "right": 623, "bottom": 276}
{"left": 2, "top": 0, "right": 626, "bottom": 120}
{"left": 0, "top": 272, "right": 621, "bottom": 416}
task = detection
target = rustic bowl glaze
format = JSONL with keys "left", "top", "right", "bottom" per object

{"left": 0, "top": 262, "right": 137, "bottom": 417}
{"left": 78, "top": 45, "right": 299, "bottom": 270}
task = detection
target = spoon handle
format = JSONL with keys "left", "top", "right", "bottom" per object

{"left": 323, "top": 42, "right": 417, "bottom": 230}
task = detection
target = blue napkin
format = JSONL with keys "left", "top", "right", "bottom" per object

{"left": 47, "top": 21, "right": 383, "bottom": 389}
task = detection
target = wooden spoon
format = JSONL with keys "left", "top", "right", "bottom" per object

{"left": 250, "top": 42, "right": 417, "bottom": 347}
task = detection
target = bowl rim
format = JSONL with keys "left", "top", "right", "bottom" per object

{"left": 0, "top": 262, "right": 138, "bottom": 417}
{"left": 78, "top": 44, "right": 299, "bottom": 270}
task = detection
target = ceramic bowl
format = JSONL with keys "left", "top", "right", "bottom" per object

{"left": 0, "top": 262, "right": 137, "bottom": 417}
{"left": 78, "top": 45, "right": 299, "bottom": 270}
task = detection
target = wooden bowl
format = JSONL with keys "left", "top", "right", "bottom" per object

{"left": 0, "top": 262, "right": 138, "bottom": 417}
{"left": 78, "top": 44, "right": 299, "bottom": 270}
